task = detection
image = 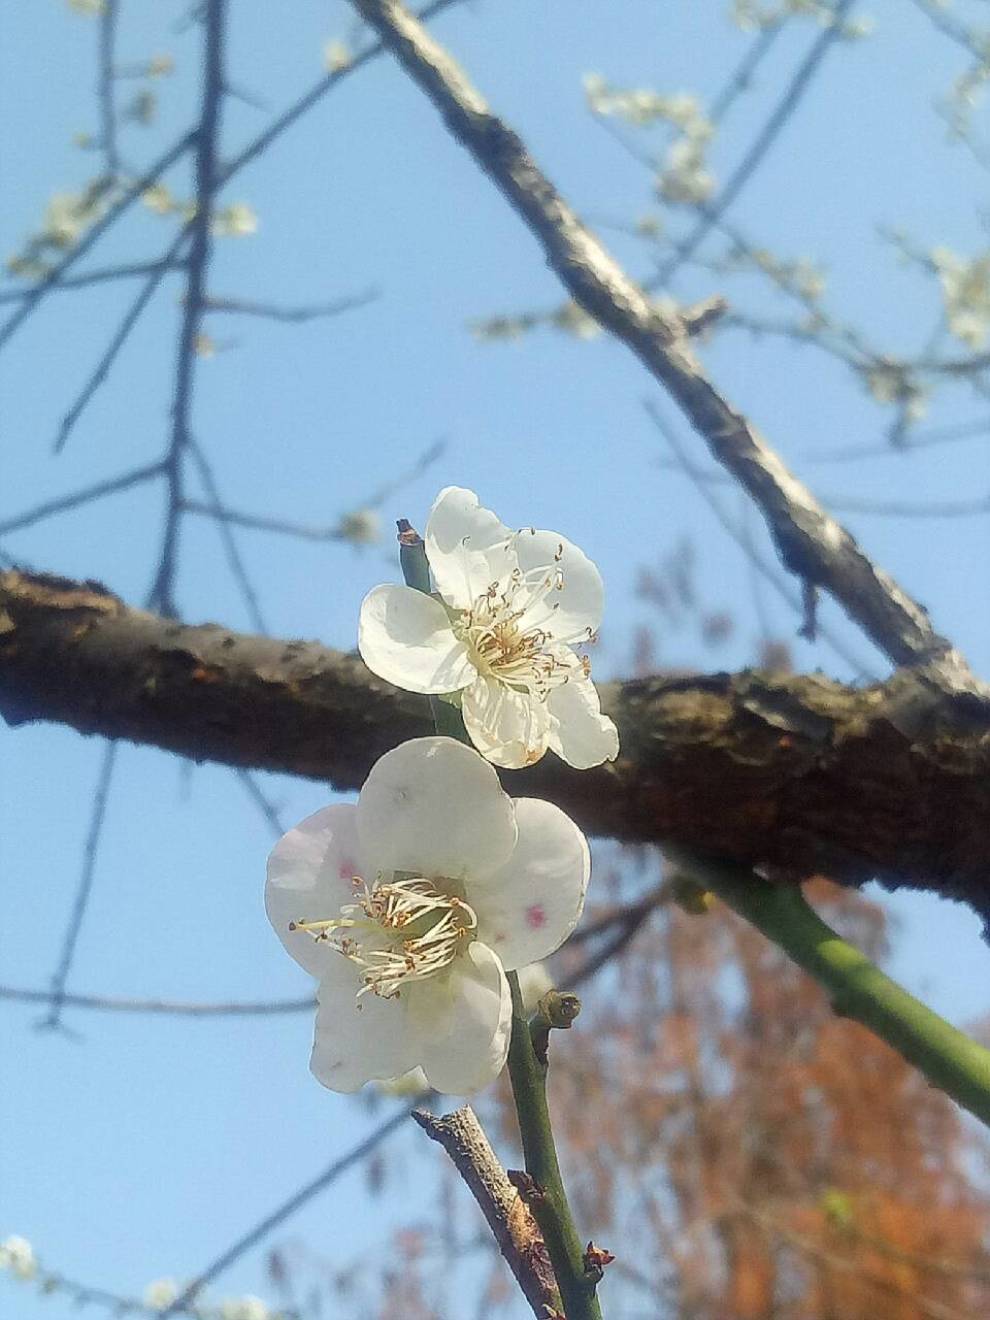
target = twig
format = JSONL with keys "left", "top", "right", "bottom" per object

{"left": 349, "top": 0, "right": 981, "bottom": 696}
{"left": 40, "top": 741, "right": 119, "bottom": 1031}
{"left": 201, "top": 290, "right": 378, "bottom": 321}
{"left": 671, "top": 849, "right": 990, "bottom": 1128}
{"left": 234, "top": 767, "right": 284, "bottom": 836}
{"left": 98, "top": 0, "right": 121, "bottom": 176}
{"left": 217, "top": 0, "right": 466, "bottom": 188}
{"left": 651, "top": 0, "right": 854, "bottom": 289}
{"left": 646, "top": 401, "right": 878, "bottom": 679}
{"left": 0, "top": 259, "right": 184, "bottom": 305}
{"left": 187, "top": 439, "right": 268, "bottom": 634}
{"left": 180, "top": 437, "right": 446, "bottom": 539}
{"left": 149, "top": 0, "right": 226, "bottom": 619}
{"left": 54, "top": 228, "right": 190, "bottom": 453}
{"left": 412, "top": 1106, "right": 559, "bottom": 1318}
{"left": 158, "top": 1100, "right": 427, "bottom": 1317}
{"left": 709, "top": 22, "right": 783, "bottom": 125}
{"left": 1, "top": 985, "right": 313, "bottom": 1016}
{"left": 0, "top": 131, "right": 194, "bottom": 351}
{"left": 0, "top": 461, "right": 167, "bottom": 536}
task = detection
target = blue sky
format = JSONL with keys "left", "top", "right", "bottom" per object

{"left": 3, "top": 1, "right": 990, "bottom": 1316}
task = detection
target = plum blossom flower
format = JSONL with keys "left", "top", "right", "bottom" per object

{"left": 358, "top": 487, "right": 619, "bottom": 770}
{"left": 266, "top": 738, "right": 589, "bottom": 1094}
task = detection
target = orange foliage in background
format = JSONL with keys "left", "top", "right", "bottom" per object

{"left": 541, "top": 867, "right": 990, "bottom": 1319}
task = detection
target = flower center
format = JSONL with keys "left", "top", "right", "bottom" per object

{"left": 457, "top": 542, "right": 591, "bottom": 697}
{"left": 290, "top": 873, "right": 477, "bottom": 1001}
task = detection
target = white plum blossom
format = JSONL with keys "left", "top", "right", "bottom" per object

{"left": 266, "top": 738, "right": 589, "bottom": 1094}
{"left": 358, "top": 487, "right": 619, "bottom": 770}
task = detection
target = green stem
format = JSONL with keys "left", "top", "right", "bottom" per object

{"left": 694, "top": 854, "right": 990, "bottom": 1128}
{"left": 397, "top": 518, "right": 603, "bottom": 1315}
{"left": 507, "top": 971, "right": 603, "bottom": 1320}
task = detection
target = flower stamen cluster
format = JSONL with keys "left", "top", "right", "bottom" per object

{"left": 292, "top": 874, "right": 478, "bottom": 1001}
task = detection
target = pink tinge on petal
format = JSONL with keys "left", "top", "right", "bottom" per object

{"left": 338, "top": 858, "right": 355, "bottom": 880}
{"left": 526, "top": 904, "right": 547, "bottom": 929}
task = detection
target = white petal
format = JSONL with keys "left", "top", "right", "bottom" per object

{"left": 358, "top": 584, "right": 476, "bottom": 695}
{"left": 461, "top": 674, "right": 551, "bottom": 769}
{"left": 310, "top": 956, "right": 421, "bottom": 1092}
{"left": 266, "top": 804, "right": 364, "bottom": 978}
{"left": 471, "top": 799, "right": 589, "bottom": 969}
{"left": 548, "top": 669, "right": 619, "bottom": 769}
{"left": 411, "top": 942, "right": 512, "bottom": 1094}
{"left": 514, "top": 530, "right": 604, "bottom": 643}
{"left": 425, "top": 487, "right": 517, "bottom": 610}
{"left": 357, "top": 737, "right": 517, "bottom": 880}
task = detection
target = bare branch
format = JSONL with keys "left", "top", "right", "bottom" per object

{"left": 412, "top": 1106, "right": 559, "bottom": 1318}
{"left": 4, "top": 570, "right": 990, "bottom": 904}
{"left": 349, "top": 0, "right": 983, "bottom": 698}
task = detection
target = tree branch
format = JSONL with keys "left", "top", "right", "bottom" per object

{"left": 349, "top": 0, "right": 984, "bottom": 700}
{"left": 411, "top": 1106, "right": 559, "bottom": 1318}
{"left": 3, "top": 569, "right": 989, "bottom": 908}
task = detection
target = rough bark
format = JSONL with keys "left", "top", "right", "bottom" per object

{"left": 2, "top": 569, "right": 989, "bottom": 909}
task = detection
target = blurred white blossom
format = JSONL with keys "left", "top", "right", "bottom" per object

{"left": 212, "top": 203, "right": 258, "bottom": 238}
{"left": 143, "top": 1278, "right": 180, "bottom": 1311}
{"left": 931, "top": 246, "right": 990, "bottom": 348}
{"left": 324, "top": 39, "right": 352, "bottom": 72}
{"left": 0, "top": 1235, "right": 37, "bottom": 1281}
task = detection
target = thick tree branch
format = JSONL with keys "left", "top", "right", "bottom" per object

{"left": 3, "top": 570, "right": 989, "bottom": 910}
{"left": 350, "top": 0, "right": 984, "bottom": 700}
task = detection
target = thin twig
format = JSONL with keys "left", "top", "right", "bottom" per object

{"left": 0, "top": 131, "right": 194, "bottom": 351}
{"left": 40, "top": 741, "right": 119, "bottom": 1031}
{"left": 202, "top": 290, "right": 378, "bottom": 321}
{"left": 2, "top": 985, "right": 313, "bottom": 1016}
{"left": 217, "top": 0, "right": 465, "bottom": 188}
{"left": 0, "top": 461, "right": 167, "bottom": 536}
{"left": 234, "top": 768, "right": 285, "bottom": 837}
{"left": 651, "top": 0, "right": 854, "bottom": 289}
{"left": 187, "top": 439, "right": 268, "bottom": 634}
{"left": 54, "top": 229, "right": 190, "bottom": 453}
{"left": 149, "top": 0, "right": 226, "bottom": 619}
{"left": 646, "top": 400, "right": 878, "bottom": 679}
{"left": 0, "top": 259, "right": 184, "bottom": 305}
{"left": 98, "top": 0, "right": 121, "bottom": 176}
{"left": 181, "top": 437, "right": 446, "bottom": 540}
